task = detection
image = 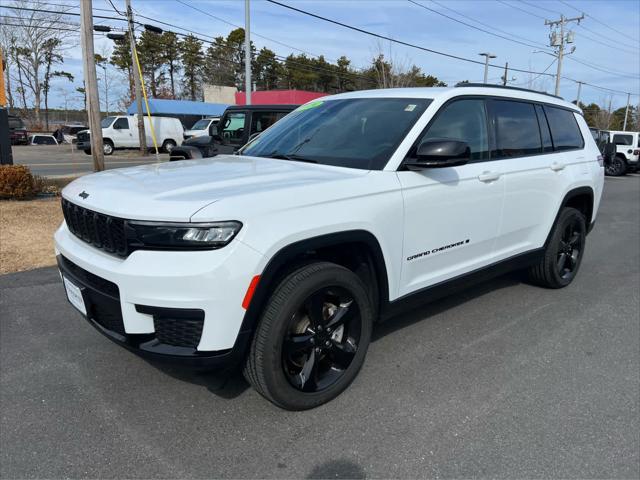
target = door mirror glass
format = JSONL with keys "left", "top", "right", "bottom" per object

{"left": 405, "top": 139, "right": 470, "bottom": 169}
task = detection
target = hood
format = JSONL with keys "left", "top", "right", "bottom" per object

{"left": 61, "top": 155, "right": 368, "bottom": 222}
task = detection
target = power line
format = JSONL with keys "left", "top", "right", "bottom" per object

{"left": 520, "top": 0, "right": 562, "bottom": 16}
{"left": 558, "top": 0, "right": 640, "bottom": 45}
{"left": 513, "top": 58, "right": 557, "bottom": 86}
{"left": 496, "top": 0, "right": 546, "bottom": 20}
{"left": 407, "top": 0, "right": 548, "bottom": 51}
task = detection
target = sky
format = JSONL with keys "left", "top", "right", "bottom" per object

{"left": 10, "top": 0, "right": 640, "bottom": 111}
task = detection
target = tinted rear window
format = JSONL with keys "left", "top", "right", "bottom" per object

{"left": 544, "top": 106, "right": 584, "bottom": 151}
{"left": 490, "top": 100, "right": 542, "bottom": 158}
{"left": 612, "top": 134, "right": 633, "bottom": 146}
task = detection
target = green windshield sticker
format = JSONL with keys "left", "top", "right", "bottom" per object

{"left": 405, "top": 104, "right": 417, "bottom": 112}
{"left": 297, "top": 100, "right": 324, "bottom": 111}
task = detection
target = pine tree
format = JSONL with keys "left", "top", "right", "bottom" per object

{"left": 160, "top": 32, "right": 181, "bottom": 99}
{"left": 180, "top": 34, "right": 203, "bottom": 101}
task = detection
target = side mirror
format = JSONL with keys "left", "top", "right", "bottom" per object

{"left": 208, "top": 124, "right": 218, "bottom": 136}
{"left": 405, "top": 139, "right": 470, "bottom": 170}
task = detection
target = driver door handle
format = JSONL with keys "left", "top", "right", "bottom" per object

{"left": 550, "top": 162, "right": 566, "bottom": 171}
{"left": 478, "top": 171, "right": 501, "bottom": 183}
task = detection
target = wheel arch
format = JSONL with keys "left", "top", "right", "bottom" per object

{"left": 239, "top": 230, "right": 390, "bottom": 340}
{"left": 545, "top": 186, "right": 595, "bottom": 246}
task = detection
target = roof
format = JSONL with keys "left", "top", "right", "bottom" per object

{"left": 326, "top": 86, "right": 580, "bottom": 112}
{"left": 225, "top": 104, "right": 299, "bottom": 112}
{"left": 235, "top": 90, "right": 327, "bottom": 105}
{"left": 127, "top": 99, "right": 229, "bottom": 116}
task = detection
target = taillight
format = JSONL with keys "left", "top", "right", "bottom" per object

{"left": 597, "top": 155, "right": 604, "bottom": 167}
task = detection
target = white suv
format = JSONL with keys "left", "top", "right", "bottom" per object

{"left": 55, "top": 85, "right": 604, "bottom": 410}
{"left": 604, "top": 130, "right": 640, "bottom": 176}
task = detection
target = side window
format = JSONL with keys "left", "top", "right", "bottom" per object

{"left": 535, "top": 104, "right": 554, "bottom": 153}
{"left": 221, "top": 112, "right": 246, "bottom": 144}
{"left": 113, "top": 117, "right": 129, "bottom": 130}
{"left": 544, "top": 106, "right": 584, "bottom": 151}
{"left": 489, "top": 100, "right": 542, "bottom": 158}
{"left": 418, "top": 99, "right": 489, "bottom": 160}
{"left": 612, "top": 134, "right": 633, "bottom": 146}
{"left": 251, "top": 112, "right": 279, "bottom": 134}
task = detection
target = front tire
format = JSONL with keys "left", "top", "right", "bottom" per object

{"left": 528, "top": 207, "right": 586, "bottom": 288}
{"left": 605, "top": 155, "right": 626, "bottom": 176}
{"left": 243, "top": 262, "right": 374, "bottom": 410}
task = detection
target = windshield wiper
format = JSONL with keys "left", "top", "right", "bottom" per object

{"left": 265, "top": 152, "right": 317, "bottom": 163}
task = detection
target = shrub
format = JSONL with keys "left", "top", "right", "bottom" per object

{"left": 0, "top": 165, "right": 35, "bottom": 200}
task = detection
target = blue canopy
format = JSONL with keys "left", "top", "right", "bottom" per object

{"left": 127, "top": 99, "right": 229, "bottom": 117}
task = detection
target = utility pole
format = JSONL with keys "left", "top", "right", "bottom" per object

{"left": 100, "top": 62, "right": 109, "bottom": 116}
{"left": 607, "top": 97, "right": 613, "bottom": 130}
{"left": 125, "top": 0, "right": 147, "bottom": 155}
{"left": 575, "top": 80, "right": 583, "bottom": 105}
{"left": 623, "top": 92, "right": 631, "bottom": 131}
{"left": 80, "top": 0, "right": 105, "bottom": 171}
{"left": 479, "top": 52, "right": 496, "bottom": 84}
{"left": 502, "top": 62, "right": 508, "bottom": 86}
{"left": 244, "top": 0, "right": 252, "bottom": 105}
{"left": 546, "top": 14, "right": 584, "bottom": 97}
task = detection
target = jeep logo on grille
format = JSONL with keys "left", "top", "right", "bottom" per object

{"left": 78, "top": 191, "right": 89, "bottom": 199}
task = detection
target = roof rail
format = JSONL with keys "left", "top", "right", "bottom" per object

{"left": 454, "top": 82, "right": 564, "bottom": 100}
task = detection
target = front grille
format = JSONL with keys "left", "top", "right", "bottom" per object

{"left": 77, "top": 131, "right": 89, "bottom": 142}
{"left": 62, "top": 198, "right": 128, "bottom": 257}
{"left": 136, "top": 305, "right": 205, "bottom": 348}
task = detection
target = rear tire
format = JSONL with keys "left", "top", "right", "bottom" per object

{"left": 605, "top": 155, "right": 626, "bottom": 176}
{"left": 162, "top": 140, "right": 177, "bottom": 153}
{"left": 528, "top": 207, "right": 586, "bottom": 289}
{"left": 243, "top": 262, "right": 374, "bottom": 410}
{"left": 102, "top": 140, "right": 114, "bottom": 156}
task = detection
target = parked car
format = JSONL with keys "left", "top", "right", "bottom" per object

{"left": 56, "top": 84, "right": 603, "bottom": 410}
{"left": 8, "top": 115, "right": 28, "bottom": 145}
{"left": 77, "top": 115, "right": 184, "bottom": 155}
{"left": 183, "top": 117, "right": 220, "bottom": 140}
{"left": 602, "top": 130, "right": 639, "bottom": 176}
{"left": 59, "top": 124, "right": 89, "bottom": 144}
{"left": 169, "top": 105, "right": 297, "bottom": 161}
{"left": 28, "top": 134, "right": 58, "bottom": 145}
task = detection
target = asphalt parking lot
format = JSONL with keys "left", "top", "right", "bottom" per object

{"left": 11, "top": 144, "right": 167, "bottom": 177}
{"left": 1, "top": 176, "right": 638, "bottom": 479}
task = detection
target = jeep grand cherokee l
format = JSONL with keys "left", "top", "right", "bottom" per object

{"left": 55, "top": 85, "right": 604, "bottom": 410}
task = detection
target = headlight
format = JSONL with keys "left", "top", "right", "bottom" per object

{"left": 127, "top": 221, "right": 242, "bottom": 250}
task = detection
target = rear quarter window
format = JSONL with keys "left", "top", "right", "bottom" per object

{"left": 544, "top": 106, "right": 584, "bottom": 151}
{"left": 612, "top": 134, "right": 633, "bottom": 146}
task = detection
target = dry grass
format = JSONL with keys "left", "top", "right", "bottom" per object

{"left": 0, "top": 199, "right": 63, "bottom": 274}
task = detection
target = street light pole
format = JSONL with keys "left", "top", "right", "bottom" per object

{"left": 575, "top": 80, "right": 583, "bottom": 105}
{"left": 479, "top": 52, "right": 496, "bottom": 84}
{"left": 623, "top": 92, "right": 631, "bottom": 131}
{"left": 80, "top": 0, "right": 104, "bottom": 171}
{"left": 244, "top": 0, "right": 252, "bottom": 105}
{"left": 125, "top": 0, "right": 147, "bottom": 155}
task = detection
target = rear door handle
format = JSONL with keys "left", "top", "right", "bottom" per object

{"left": 478, "top": 171, "right": 501, "bottom": 182}
{"left": 550, "top": 162, "right": 566, "bottom": 171}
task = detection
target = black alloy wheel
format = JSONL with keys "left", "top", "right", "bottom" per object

{"left": 243, "top": 262, "right": 373, "bottom": 410}
{"left": 556, "top": 216, "right": 584, "bottom": 280}
{"left": 282, "top": 286, "right": 361, "bottom": 392}
{"left": 605, "top": 155, "right": 626, "bottom": 176}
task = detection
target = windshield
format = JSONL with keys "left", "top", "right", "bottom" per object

{"left": 191, "top": 119, "right": 211, "bottom": 130}
{"left": 8, "top": 118, "right": 25, "bottom": 129}
{"left": 241, "top": 98, "right": 431, "bottom": 170}
{"left": 101, "top": 116, "right": 116, "bottom": 128}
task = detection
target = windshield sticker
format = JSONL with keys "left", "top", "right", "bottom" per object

{"left": 297, "top": 100, "right": 324, "bottom": 111}
{"left": 405, "top": 104, "right": 417, "bottom": 112}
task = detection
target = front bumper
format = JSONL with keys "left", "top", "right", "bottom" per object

{"left": 54, "top": 222, "right": 263, "bottom": 366}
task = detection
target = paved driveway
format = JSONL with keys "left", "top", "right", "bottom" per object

{"left": 11, "top": 144, "right": 167, "bottom": 177}
{"left": 1, "top": 176, "right": 638, "bottom": 479}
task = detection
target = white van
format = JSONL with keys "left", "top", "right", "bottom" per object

{"left": 183, "top": 117, "right": 220, "bottom": 140}
{"left": 77, "top": 115, "right": 184, "bottom": 155}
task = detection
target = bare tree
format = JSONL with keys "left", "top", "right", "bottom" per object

{"left": 2, "top": 0, "right": 73, "bottom": 127}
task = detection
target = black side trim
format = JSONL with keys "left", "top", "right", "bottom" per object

{"left": 238, "top": 230, "right": 389, "bottom": 340}
{"left": 381, "top": 248, "right": 544, "bottom": 320}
